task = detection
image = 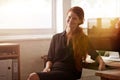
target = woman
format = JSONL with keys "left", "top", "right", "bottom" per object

{"left": 27, "top": 6, "right": 105, "bottom": 80}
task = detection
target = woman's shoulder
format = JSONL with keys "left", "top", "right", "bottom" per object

{"left": 52, "top": 31, "right": 65, "bottom": 39}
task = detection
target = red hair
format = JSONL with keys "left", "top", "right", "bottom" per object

{"left": 67, "top": 6, "right": 84, "bottom": 24}
{"left": 67, "top": 6, "right": 88, "bottom": 71}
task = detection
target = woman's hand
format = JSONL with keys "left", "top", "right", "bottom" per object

{"left": 96, "top": 56, "right": 106, "bottom": 70}
{"left": 42, "top": 61, "right": 52, "bottom": 72}
{"left": 42, "top": 68, "right": 51, "bottom": 72}
{"left": 98, "top": 61, "right": 106, "bottom": 70}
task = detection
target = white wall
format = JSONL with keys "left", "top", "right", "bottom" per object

{"left": 0, "top": 39, "right": 51, "bottom": 80}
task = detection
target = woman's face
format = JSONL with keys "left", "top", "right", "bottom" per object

{"left": 66, "top": 11, "right": 81, "bottom": 31}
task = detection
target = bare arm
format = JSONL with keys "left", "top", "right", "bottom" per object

{"left": 42, "top": 61, "right": 53, "bottom": 72}
{"left": 96, "top": 56, "right": 106, "bottom": 70}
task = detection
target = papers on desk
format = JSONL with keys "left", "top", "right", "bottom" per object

{"left": 103, "top": 51, "right": 120, "bottom": 62}
{"left": 107, "top": 57, "right": 120, "bottom": 62}
{"left": 102, "top": 56, "right": 120, "bottom": 68}
{"left": 102, "top": 56, "right": 120, "bottom": 62}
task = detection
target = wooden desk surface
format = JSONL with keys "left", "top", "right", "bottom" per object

{"left": 95, "top": 69, "right": 120, "bottom": 80}
{"left": 95, "top": 57, "right": 120, "bottom": 80}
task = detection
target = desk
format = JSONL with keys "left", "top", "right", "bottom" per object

{"left": 95, "top": 57, "right": 120, "bottom": 80}
{"left": 102, "top": 56, "right": 120, "bottom": 68}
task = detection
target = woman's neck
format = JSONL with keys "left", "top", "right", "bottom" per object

{"left": 65, "top": 27, "right": 72, "bottom": 45}
{"left": 66, "top": 26, "right": 79, "bottom": 36}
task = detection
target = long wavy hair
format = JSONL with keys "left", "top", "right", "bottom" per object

{"left": 67, "top": 6, "right": 89, "bottom": 71}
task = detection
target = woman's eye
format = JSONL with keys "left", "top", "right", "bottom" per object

{"left": 68, "top": 16, "right": 71, "bottom": 19}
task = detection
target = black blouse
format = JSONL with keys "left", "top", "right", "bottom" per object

{"left": 47, "top": 31, "right": 99, "bottom": 73}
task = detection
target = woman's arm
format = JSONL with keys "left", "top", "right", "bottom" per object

{"left": 42, "top": 61, "right": 53, "bottom": 72}
{"left": 87, "top": 37, "right": 106, "bottom": 70}
{"left": 42, "top": 35, "right": 56, "bottom": 72}
{"left": 96, "top": 56, "right": 106, "bottom": 70}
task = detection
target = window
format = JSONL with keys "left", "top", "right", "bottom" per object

{"left": 0, "top": 0, "right": 56, "bottom": 35}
